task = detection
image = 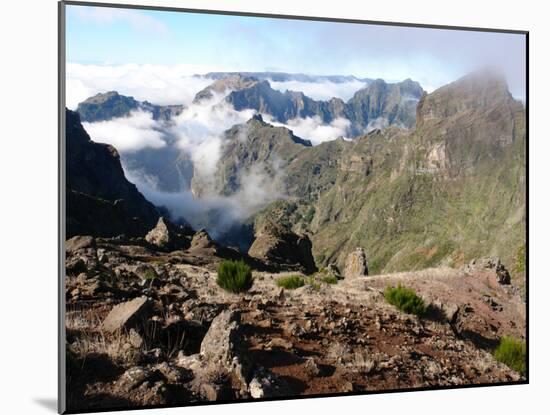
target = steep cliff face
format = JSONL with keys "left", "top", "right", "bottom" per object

{"left": 226, "top": 78, "right": 423, "bottom": 134}
{"left": 210, "top": 72, "right": 526, "bottom": 273}
{"left": 414, "top": 71, "right": 525, "bottom": 176}
{"left": 346, "top": 78, "right": 424, "bottom": 132}
{"left": 66, "top": 109, "right": 159, "bottom": 237}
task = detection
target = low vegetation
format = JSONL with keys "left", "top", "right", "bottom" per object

{"left": 320, "top": 274, "right": 338, "bottom": 284}
{"left": 384, "top": 284, "right": 427, "bottom": 317}
{"left": 515, "top": 244, "right": 526, "bottom": 274}
{"left": 493, "top": 336, "right": 526, "bottom": 375}
{"left": 142, "top": 268, "right": 157, "bottom": 280}
{"left": 276, "top": 275, "right": 305, "bottom": 289}
{"left": 216, "top": 260, "right": 253, "bottom": 293}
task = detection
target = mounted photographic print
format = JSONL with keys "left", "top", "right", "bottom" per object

{"left": 59, "top": 1, "right": 528, "bottom": 413}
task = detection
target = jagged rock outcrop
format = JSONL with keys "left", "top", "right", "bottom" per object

{"left": 193, "top": 74, "right": 259, "bottom": 103}
{"left": 225, "top": 77, "right": 423, "bottom": 135}
{"left": 191, "top": 114, "right": 311, "bottom": 198}
{"left": 463, "top": 257, "right": 512, "bottom": 285}
{"left": 77, "top": 91, "right": 184, "bottom": 122}
{"left": 248, "top": 222, "right": 316, "bottom": 274}
{"left": 190, "top": 229, "right": 216, "bottom": 250}
{"left": 245, "top": 70, "right": 525, "bottom": 273}
{"left": 66, "top": 109, "right": 159, "bottom": 237}
{"left": 343, "top": 248, "right": 369, "bottom": 278}
{"left": 415, "top": 70, "right": 525, "bottom": 175}
{"left": 145, "top": 217, "right": 194, "bottom": 251}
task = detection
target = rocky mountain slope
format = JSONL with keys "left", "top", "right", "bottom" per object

{"left": 211, "top": 71, "right": 526, "bottom": 275}
{"left": 64, "top": 68, "right": 526, "bottom": 410}
{"left": 65, "top": 233, "right": 524, "bottom": 411}
{"left": 226, "top": 77, "right": 423, "bottom": 133}
{"left": 77, "top": 91, "right": 184, "bottom": 122}
{"left": 77, "top": 74, "right": 422, "bottom": 137}
{"left": 66, "top": 109, "right": 160, "bottom": 237}
{"left": 191, "top": 114, "right": 312, "bottom": 198}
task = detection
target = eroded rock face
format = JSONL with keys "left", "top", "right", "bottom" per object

{"left": 344, "top": 248, "right": 369, "bottom": 278}
{"left": 464, "top": 257, "right": 511, "bottom": 285}
{"left": 102, "top": 296, "right": 151, "bottom": 333}
{"left": 200, "top": 310, "right": 245, "bottom": 369}
{"left": 66, "top": 109, "right": 159, "bottom": 238}
{"left": 145, "top": 217, "right": 193, "bottom": 251}
{"left": 190, "top": 229, "right": 216, "bottom": 250}
{"left": 248, "top": 222, "right": 316, "bottom": 274}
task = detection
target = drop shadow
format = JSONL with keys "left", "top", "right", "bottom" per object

{"left": 33, "top": 398, "right": 57, "bottom": 413}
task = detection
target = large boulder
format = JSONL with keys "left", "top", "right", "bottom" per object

{"left": 190, "top": 229, "right": 216, "bottom": 250}
{"left": 343, "top": 247, "right": 369, "bottom": 278}
{"left": 145, "top": 217, "right": 193, "bottom": 251}
{"left": 248, "top": 222, "right": 316, "bottom": 274}
{"left": 463, "top": 257, "right": 511, "bottom": 285}
{"left": 66, "top": 235, "right": 96, "bottom": 254}
{"left": 102, "top": 296, "right": 151, "bottom": 333}
{"left": 199, "top": 310, "right": 250, "bottom": 393}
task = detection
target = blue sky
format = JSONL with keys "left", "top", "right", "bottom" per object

{"left": 66, "top": 4, "right": 526, "bottom": 99}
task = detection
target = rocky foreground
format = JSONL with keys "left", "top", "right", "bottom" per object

{"left": 65, "top": 230, "right": 525, "bottom": 412}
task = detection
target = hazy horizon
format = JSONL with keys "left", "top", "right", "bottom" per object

{"left": 66, "top": 4, "right": 527, "bottom": 106}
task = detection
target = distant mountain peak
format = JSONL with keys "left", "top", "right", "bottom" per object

{"left": 417, "top": 69, "right": 516, "bottom": 126}
{"left": 76, "top": 91, "right": 184, "bottom": 122}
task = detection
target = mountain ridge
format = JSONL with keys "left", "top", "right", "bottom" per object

{"left": 208, "top": 71, "right": 526, "bottom": 273}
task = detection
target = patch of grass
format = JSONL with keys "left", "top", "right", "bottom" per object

{"left": 304, "top": 206, "right": 316, "bottom": 223}
{"left": 142, "top": 268, "right": 157, "bottom": 280}
{"left": 315, "top": 254, "right": 326, "bottom": 266}
{"left": 384, "top": 284, "right": 427, "bottom": 317}
{"left": 494, "top": 336, "right": 526, "bottom": 375}
{"left": 306, "top": 275, "right": 321, "bottom": 291}
{"left": 515, "top": 244, "right": 526, "bottom": 274}
{"left": 276, "top": 275, "right": 305, "bottom": 290}
{"left": 320, "top": 274, "right": 338, "bottom": 284}
{"left": 216, "top": 260, "right": 253, "bottom": 293}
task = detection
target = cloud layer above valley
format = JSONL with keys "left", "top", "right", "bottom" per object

{"left": 265, "top": 115, "right": 351, "bottom": 145}
{"left": 82, "top": 110, "right": 166, "bottom": 152}
{"left": 80, "top": 88, "right": 284, "bottom": 239}
{"left": 66, "top": 63, "right": 221, "bottom": 110}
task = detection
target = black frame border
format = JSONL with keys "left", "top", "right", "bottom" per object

{"left": 58, "top": 1, "right": 529, "bottom": 414}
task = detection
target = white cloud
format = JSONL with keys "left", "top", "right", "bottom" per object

{"left": 268, "top": 79, "right": 368, "bottom": 101}
{"left": 75, "top": 72, "right": 356, "bottom": 240}
{"left": 170, "top": 93, "right": 256, "bottom": 186}
{"left": 66, "top": 63, "right": 228, "bottom": 109}
{"left": 82, "top": 110, "right": 166, "bottom": 152}
{"left": 128, "top": 160, "right": 285, "bottom": 240}
{"left": 265, "top": 115, "right": 351, "bottom": 145}
{"left": 75, "top": 6, "right": 168, "bottom": 36}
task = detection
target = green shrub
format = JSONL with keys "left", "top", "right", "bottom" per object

{"left": 142, "top": 268, "right": 157, "bottom": 280}
{"left": 216, "top": 260, "right": 253, "bottom": 293}
{"left": 306, "top": 275, "right": 321, "bottom": 291}
{"left": 276, "top": 275, "right": 305, "bottom": 290}
{"left": 384, "top": 284, "right": 426, "bottom": 317}
{"left": 320, "top": 274, "right": 338, "bottom": 284}
{"left": 494, "top": 336, "right": 526, "bottom": 375}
